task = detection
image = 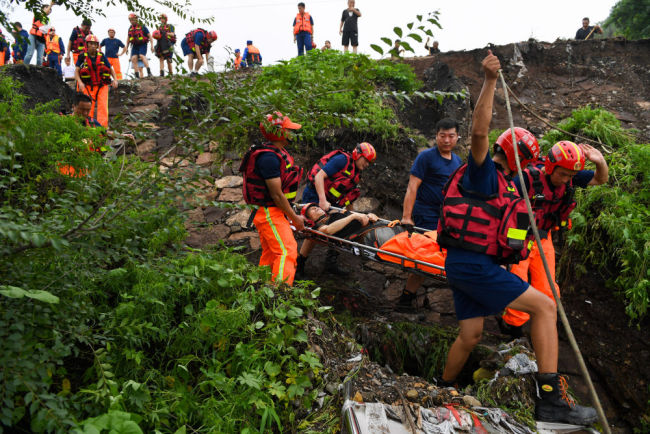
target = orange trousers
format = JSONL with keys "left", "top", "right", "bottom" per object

{"left": 254, "top": 206, "right": 298, "bottom": 286}
{"left": 78, "top": 84, "right": 109, "bottom": 127}
{"left": 503, "top": 231, "right": 560, "bottom": 327}
{"left": 108, "top": 57, "right": 122, "bottom": 80}
{"left": 0, "top": 51, "right": 5, "bottom": 66}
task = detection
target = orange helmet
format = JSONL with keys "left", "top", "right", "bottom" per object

{"left": 259, "top": 112, "right": 302, "bottom": 141}
{"left": 160, "top": 13, "right": 168, "bottom": 20}
{"left": 545, "top": 141, "right": 585, "bottom": 174}
{"left": 152, "top": 29, "right": 162, "bottom": 40}
{"left": 495, "top": 127, "right": 540, "bottom": 171}
{"left": 208, "top": 30, "right": 217, "bottom": 41}
{"left": 128, "top": 13, "right": 137, "bottom": 20}
{"left": 85, "top": 34, "right": 99, "bottom": 44}
{"left": 352, "top": 142, "right": 377, "bottom": 163}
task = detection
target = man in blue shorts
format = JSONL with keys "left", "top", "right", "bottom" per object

{"left": 124, "top": 13, "right": 153, "bottom": 78}
{"left": 436, "top": 50, "right": 597, "bottom": 426}
{"left": 399, "top": 117, "right": 462, "bottom": 308}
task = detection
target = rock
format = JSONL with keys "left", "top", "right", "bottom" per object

{"left": 325, "top": 383, "right": 339, "bottom": 395}
{"left": 203, "top": 206, "right": 229, "bottom": 224}
{"left": 161, "top": 157, "right": 191, "bottom": 168}
{"left": 226, "top": 210, "right": 252, "bottom": 230}
{"left": 186, "top": 207, "right": 205, "bottom": 224}
{"left": 136, "top": 139, "right": 156, "bottom": 155}
{"left": 352, "top": 197, "right": 380, "bottom": 213}
{"left": 384, "top": 280, "right": 404, "bottom": 301}
{"left": 184, "top": 224, "right": 231, "bottom": 248}
{"left": 197, "top": 191, "right": 219, "bottom": 202}
{"left": 228, "top": 231, "right": 260, "bottom": 250}
{"left": 218, "top": 188, "right": 243, "bottom": 202}
{"left": 215, "top": 175, "right": 244, "bottom": 189}
{"left": 406, "top": 389, "right": 419, "bottom": 401}
{"left": 196, "top": 152, "right": 217, "bottom": 167}
{"left": 462, "top": 395, "right": 482, "bottom": 407}
{"left": 131, "top": 104, "right": 159, "bottom": 115}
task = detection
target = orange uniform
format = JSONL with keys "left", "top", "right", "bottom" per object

{"left": 254, "top": 206, "right": 298, "bottom": 286}
{"left": 107, "top": 57, "right": 122, "bottom": 80}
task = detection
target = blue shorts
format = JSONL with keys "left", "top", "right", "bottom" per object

{"left": 413, "top": 214, "right": 439, "bottom": 231}
{"left": 181, "top": 39, "right": 191, "bottom": 56}
{"left": 131, "top": 44, "right": 147, "bottom": 57}
{"left": 445, "top": 260, "right": 529, "bottom": 321}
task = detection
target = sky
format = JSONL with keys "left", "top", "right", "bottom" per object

{"left": 3, "top": 0, "right": 618, "bottom": 75}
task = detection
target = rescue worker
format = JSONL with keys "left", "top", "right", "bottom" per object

{"left": 154, "top": 14, "right": 176, "bottom": 77}
{"left": 66, "top": 18, "right": 93, "bottom": 66}
{"left": 75, "top": 34, "right": 118, "bottom": 128}
{"left": 499, "top": 140, "right": 609, "bottom": 337}
{"left": 25, "top": 2, "right": 52, "bottom": 65}
{"left": 399, "top": 118, "right": 462, "bottom": 308}
{"left": 575, "top": 17, "right": 602, "bottom": 40}
{"left": 71, "top": 92, "right": 135, "bottom": 141}
{"left": 298, "top": 142, "right": 376, "bottom": 275}
{"left": 124, "top": 13, "right": 154, "bottom": 78}
{"left": 11, "top": 23, "right": 30, "bottom": 64}
{"left": 234, "top": 49, "right": 243, "bottom": 69}
{"left": 100, "top": 29, "right": 126, "bottom": 80}
{"left": 239, "top": 112, "right": 305, "bottom": 286}
{"left": 242, "top": 40, "right": 262, "bottom": 68}
{"left": 0, "top": 30, "right": 9, "bottom": 66}
{"left": 181, "top": 28, "right": 217, "bottom": 76}
{"left": 436, "top": 50, "right": 597, "bottom": 426}
{"left": 293, "top": 2, "right": 314, "bottom": 56}
{"left": 44, "top": 27, "right": 65, "bottom": 77}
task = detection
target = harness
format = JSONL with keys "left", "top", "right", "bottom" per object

{"left": 79, "top": 52, "right": 112, "bottom": 87}
{"left": 308, "top": 150, "right": 360, "bottom": 207}
{"left": 527, "top": 166, "right": 576, "bottom": 231}
{"left": 128, "top": 24, "right": 148, "bottom": 45}
{"left": 437, "top": 164, "right": 533, "bottom": 264}
{"left": 185, "top": 29, "right": 211, "bottom": 54}
{"left": 246, "top": 45, "right": 261, "bottom": 65}
{"left": 239, "top": 144, "right": 303, "bottom": 207}
{"left": 71, "top": 27, "right": 91, "bottom": 54}
{"left": 158, "top": 24, "right": 176, "bottom": 43}
{"left": 294, "top": 12, "right": 313, "bottom": 34}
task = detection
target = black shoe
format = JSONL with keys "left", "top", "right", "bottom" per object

{"left": 295, "top": 254, "right": 307, "bottom": 281}
{"left": 160, "top": 70, "right": 165, "bottom": 77}
{"left": 496, "top": 315, "right": 524, "bottom": 339}
{"left": 325, "top": 249, "right": 349, "bottom": 275}
{"left": 396, "top": 290, "right": 417, "bottom": 310}
{"left": 535, "top": 373, "right": 598, "bottom": 425}
{"left": 190, "top": 72, "right": 198, "bottom": 77}
{"left": 147, "top": 67, "right": 152, "bottom": 77}
{"left": 135, "top": 71, "right": 140, "bottom": 79}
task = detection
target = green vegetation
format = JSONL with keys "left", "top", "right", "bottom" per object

{"left": 370, "top": 11, "right": 442, "bottom": 57}
{"left": 603, "top": 0, "right": 650, "bottom": 40}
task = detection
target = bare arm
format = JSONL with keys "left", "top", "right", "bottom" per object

{"left": 354, "top": 8, "right": 361, "bottom": 17}
{"left": 66, "top": 39, "right": 72, "bottom": 59}
{"left": 319, "top": 212, "right": 367, "bottom": 235}
{"left": 581, "top": 143, "right": 609, "bottom": 185}
{"left": 313, "top": 169, "right": 331, "bottom": 211}
{"left": 265, "top": 177, "right": 305, "bottom": 230}
{"left": 470, "top": 50, "right": 500, "bottom": 167}
{"left": 74, "top": 66, "right": 85, "bottom": 91}
{"left": 401, "top": 174, "right": 422, "bottom": 224}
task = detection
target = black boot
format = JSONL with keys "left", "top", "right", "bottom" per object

{"left": 147, "top": 67, "right": 152, "bottom": 77}
{"left": 496, "top": 315, "right": 524, "bottom": 339}
{"left": 324, "top": 249, "right": 349, "bottom": 275}
{"left": 396, "top": 289, "right": 417, "bottom": 311}
{"left": 295, "top": 254, "right": 307, "bottom": 281}
{"left": 535, "top": 373, "right": 597, "bottom": 425}
{"left": 135, "top": 71, "right": 140, "bottom": 79}
{"left": 160, "top": 70, "right": 165, "bottom": 77}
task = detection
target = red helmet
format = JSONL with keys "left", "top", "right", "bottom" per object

{"left": 208, "top": 30, "right": 218, "bottom": 41}
{"left": 152, "top": 30, "right": 162, "bottom": 40}
{"left": 259, "top": 112, "right": 302, "bottom": 141}
{"left": 160, "top": 13, "right": 168, "bottom": 20}
{"left": 301, "top": 203, "right": 320, "bottom": 226}
{"left": 495, "top": 127, "right": 540, "bottom": 171}
{"left": 85, "top": 34, "right": 99, "bottom": 44}
{"left": 545, "top": 141, "right": 585, "bottom": 174}
{"left": 352, "top": 142, "right": 377, "bottom": 163}
{"left": 128, "top": 13, "right": 137, "bottom": 20}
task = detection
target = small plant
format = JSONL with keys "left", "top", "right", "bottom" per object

{"left": 371, "top": 11, "right": 442, "bottom": 58}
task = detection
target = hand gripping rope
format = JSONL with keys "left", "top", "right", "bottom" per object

{"left": 498, "top": 70, "right": 611, "bottom": 433}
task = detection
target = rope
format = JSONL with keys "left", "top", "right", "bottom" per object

{"left": 498, "top": 70, "right": 611, "bottom": 434}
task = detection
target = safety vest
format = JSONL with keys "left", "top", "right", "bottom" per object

{"left": 45, "top": 34, "right": 60, "bottom": 54}
{"left": 308, "top": 150, "right": 360, "bottom": 207}
{"left": 246, "top": 45, "right": 261, "bottom": 65}
{"left": 294, "top": 12, "right": 313, "bottom": 35}
{"left": 437, "top": 164, "right": 533, "bottom": 264}
{"left": 30, "top": 17, "right": 48, "bottom": 38}
{"left": 526, "top": 166, "right": 576, "bottom": 231}
{"left": 234, "top": 55, "right": 242, "bottom": 69}
{"left": 185, "top": 29, "right": 211, "bottom": 54}
{"left": 128, "top": 24, "right": 148, "bottom": 45}
{"left": 240, "top": 144, "right": 303, "bottom": 207}
{"left": 71, "top": 27, "right": 91, "bottom": 53}
{"left": 78, "top": 52, "right": 112, "bottom": 87}
{"left": 158, "top": 24, "right": 176, "bottom": 43}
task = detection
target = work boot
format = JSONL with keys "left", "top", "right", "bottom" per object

{"left": 535, "top": 373, "right": 598, "bottom": 425}
{"left": 146, "top": 67, "right": 152, "bottom": 77}
{"left": 396, "top": 290, "right": 417, "bottom": 311}
{"left": 295, "top": 254, "right": 307, "bottom": 281}
{"left": 134, "top": 71, "right": 140, "bottom": 79}
{"left": 160, "top": 70, "right": 165, "bottom": 77}
{"left": 324, "top": 249, "right": 349, "bottom": 275}
{"left": 190, "top": 71, "right": 198, "bottom": 77}
{"left": 496, "top": 315, "right": 524, "bottom": 339}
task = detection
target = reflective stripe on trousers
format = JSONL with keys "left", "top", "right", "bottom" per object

{"left": 254, "top": 206, "right": 298, "bottom": 286}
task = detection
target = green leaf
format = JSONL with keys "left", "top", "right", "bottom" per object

{"left": 416, "top": 14, "right": 423, "bottom": 21}
{"left": 393, "top": 27, "right": 403, "bottom": 38}
{"left": 407, "top": 33, "right": 422, "bottom": 43}
{"left": 407, "top": 23, "right": 414, "bottom": 30}
{"left": 400, "top": 41, "right": 414, "bottom": 52}
{"left": 0, "top": 286, "right": 59, "bottom": 304}
{"left": 380, "top": 37, "right": 392, "bottom": 46}
{"left": 370, "top": 44, "right": 384, "bottom": 55}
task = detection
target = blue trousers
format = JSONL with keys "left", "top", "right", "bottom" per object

{"left": 296, "top": 32, "right": 312, "bottom": 56}
{"left": 47, "top": 52, "right": 61, "bottom": 76}
{"left": 25, "top": 33, "right": 45, "bottom": 65}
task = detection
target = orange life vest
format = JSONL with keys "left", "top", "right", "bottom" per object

{"left": 246, "top": 45, "right": 261, "bottom": 65}
{"left": 377, "top": 231, "right": 446, "bottom": 276}
{"left": 294, "top": 12, "right": 313, "bottom": 35}
{"left": 30, "top": 17, "right": 47, "bottom": 38}
{"left": 45, "top": 34, "right": 60, "bottom": 54}
{"left": 234, "top": 56, "right": 242, "bottom": 69}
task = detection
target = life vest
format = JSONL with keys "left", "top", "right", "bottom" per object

{"left": 294, "top": 12, "right": 313, "bottom": 35}
{"left": 158, "top": 24, "right": 176, "bottom": 43}
{"left": 45, "top": 34, "right": 61, "bottom": 54}
{"left": 526, "top": 166, "right": 576, "bottom": 231}
{"left": 437, "top": 164, "right": 533, "bottom": 264}
{"left": 239, "top": 144, "right": 303, "bottom": 207}
{"left": 71, "top": 27, "right": 91, "bottom": 54}
{"left": 234, "top": 56, "right": 242, "bottom": 69}
{"left": 308, "top": 150, "right": 360, "bottom": 207}
{"left": 30, "top": 17, "right": 48, "bottom": 38}
{"left": 246, "top": 45, "right": 261, "bottom": 65}
{"left": 185, "top": 29, "right": 211, "bottom": 54}
{"left": 128, "top": 24, "right": 148, "bottom": 45}
{"left": 78, "top": 53, "right": 112, "bottom": 86}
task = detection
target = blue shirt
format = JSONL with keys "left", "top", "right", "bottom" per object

{"left": 301, "top": 153, "right": 349, "bottom": 203}
{"left": 14, "top": 30, "right": 29, "bottom": 54}
{"left": 411, "top": 147, "right": 462, "bottom": 224}
{"left": 100, "top": 38, "right": 124, "bottom": 58}
{"left": 255, "top": 151, "right": 281, "bottom": 180}
{"left": 75, "top": 52, "right": 112, "bottom": 68}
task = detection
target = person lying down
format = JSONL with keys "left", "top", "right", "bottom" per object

{"left": 297, "top": 203, "right": 446, "bottom": 277}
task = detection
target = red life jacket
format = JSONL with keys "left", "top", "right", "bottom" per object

{"left": 525, "top": 166, "right": 576, "bottom": 231}
{"left": 437, "top": 164, "right": 533, "bottom": 264}
{"left": 158, "top": 24, "right": 176, "bottom": 43}
{"left": 78, "top": 52, "right": 112, "bottom": 86}
{"left": 71, "top": 27, "right": 91, "bottom": 54}
{"left": 294, "top": 12, "right": 313, "bottom": 35}
{"left": 308, "top": 150, "right": 360, "bottom": 207}
{"left": 185, "top": 29, "right": 211, "bottom": 54}
{"left": 239, "top": 144, "right": 303, "bottom": 207}
{"left": 128, "top": 24, "right": 148, "bottom": 45}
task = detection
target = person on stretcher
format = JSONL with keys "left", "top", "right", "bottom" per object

{"left": 296, "top": 203, "right": 445, "bottom": 280}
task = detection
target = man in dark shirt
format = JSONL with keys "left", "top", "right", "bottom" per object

{"left": 575, "top": 17, "right": 602, "bottom": 40}
{"left": 339, "top": 0, "right": 361, "bottom": 54}
{"left": 100, "top": 29, "right": 126, "bottom": 80}
{"left": 424, "top": 38, "right": 440, "bottom": 55}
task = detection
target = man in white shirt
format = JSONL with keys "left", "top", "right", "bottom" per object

{"left": 61, "top": 56, "right": 76, "bottom": 81}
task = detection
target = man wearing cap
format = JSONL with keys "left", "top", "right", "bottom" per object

{"left": 242, "top": 40, "right": 262, "bottom": 68}
{"left": 100, "top": 29, "right": 126, "bottom": 80}
{"left": 240, "top": 112, "right": 305, "bottom": 286}
{"left": 44, "top": 26, "right": 65, "bottom": 77}
{"left": 233, "top": 49, "right": 243, "bottom": 69}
